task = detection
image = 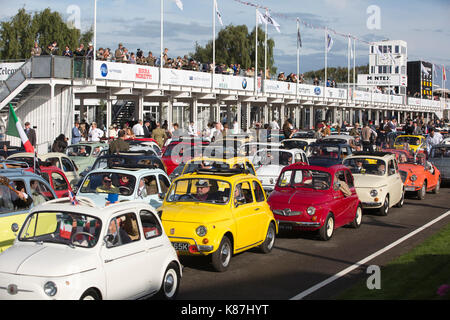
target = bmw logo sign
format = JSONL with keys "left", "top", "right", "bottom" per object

{"left": 242, "top": 78, "right": 248, "bottom": 89}
{"left": 100, "top": 63, "right": 108, "bottom": 77}
{"left": 314, "top": 87, "right": 321, "bottom": 95}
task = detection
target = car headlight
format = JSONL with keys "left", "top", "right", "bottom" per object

{"left": 411, "top": 175, "right": 417, "bottom": 181}
{"left": 306, "top": 207, "right": 316, "bottom": 216}
{"left": 370, "top": 189, "right": 378, "bottom": 197}
{"left": 196, "top": 225, "right": 207, "bottom": 237}
{"left": 44, "top": 281, "right": 57, "bottom": 297}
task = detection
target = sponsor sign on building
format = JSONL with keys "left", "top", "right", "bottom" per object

{"left": 0, "top": 62, "right": 25, "bottom": 81}
{"left": 357, "top": 74, "right": 407, "bottom": 86}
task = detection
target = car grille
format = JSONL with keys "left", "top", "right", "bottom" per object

{"left": 273, "top": 209, "right": 302, "bottom": 216}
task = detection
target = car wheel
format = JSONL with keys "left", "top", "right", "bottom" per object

{"left": 417, "top": 182, "right": 426, "bottom": 200}
{"left": 211, "top": 236, "right": 232, "bottom": 272}
{"left": 319, "top": 213, "right": 334, "bottom": 241}
{"left": 156, "top": 263, "right": 180, "bottom": 300}
{"left": 350, "top": 205, "right": 362, "bottom": 229}
{"left": 259, "top": 222, "right": 276, "bottom": 253}
{"left": 395, "top": 190, "right": 405, "bottom": 208}
{"left": 432, "top": 178, "right": 440, "bottom": 194}
{"left": 379, "top": 195, "right": 389, "bottom": 216}
{"left": 80, "top": 289, "right": 101, "bottom": 300}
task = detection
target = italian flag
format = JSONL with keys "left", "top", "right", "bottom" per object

{"left": 6, "top": 104, "right": 34, "bottom": 153}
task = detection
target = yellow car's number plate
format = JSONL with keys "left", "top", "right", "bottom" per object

{"left": 172, "top": 242, "right": 189, "bottom": 251}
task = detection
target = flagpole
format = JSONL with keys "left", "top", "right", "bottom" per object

{"left": 93, "top": 0, "right": 97, "bottom": 64}
{"left": 159, "top": 0, "right": 164, "bottom": 87}
{"left": 255, "top": 8, "right": 258, "bottom": 96}
{"left": 296, "top": 18, "right": 300, "bottom": 100}
{"left": 324, "top": 27, "right": 327, "bottom": 103}
{"left": 264, "top": 9, "right": 268, "bottom": 80}
{"left": 212, "top": 0, "right": 215, "bottom": 90}
{"left": 353, "top": 38, "right": 356, "bottom": 102}
{"left": 347, "top": 35, "right": 350, "bottom": 102}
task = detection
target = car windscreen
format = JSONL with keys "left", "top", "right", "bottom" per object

{"left": 67, "top": 145, "right": 93, "bottom": 157}
{"left": 183, "top": 160, "right": 232, "bottom": 174}
{"left": 255, "top": 151, "right": 294, "bottom": 166}
{"left": 282, "top": 140, "right": 308, "bottom": 150}
{"left": 80, "top": 172, "right": 136, "bottom": 196}
{"left": 19, "top": 211, "right": 102, "bottom": 248}
{"left": 167, "top": 178, "right": 231, "bottom": 204}
{"left": 431, "top": 146, "right": 450, "bottom": 158}
{"left": 344, "top": 158, "right": 387, "bottom": 175}
{"left": 396, "top": 136, "right": 421, "bottom": 145}
{"left": 277, "top": 169, "right": 331, "bottom": 190}
{"left": 308, "top": 145, "right": 340, "bottom": 158}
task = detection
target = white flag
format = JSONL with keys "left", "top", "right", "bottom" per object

{"left": 174, "top": 0, "right": 183, "bottom": 10}
{"left": 214, "top": 0, "right": 223, "bottom": 26}
{"left": 327, "top": 32, "right": 334, "bottom": 52}
{"left": 256, "top": 9, "right": 267, "bottom": 25}
{"left": 264, "top": 11, "right": 281, "bottom": 33}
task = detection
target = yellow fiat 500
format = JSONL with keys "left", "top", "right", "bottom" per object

{"left": 394, "top": 135, "right": 426, "bottom": 153}
{"left": 158, "top": 168, "right": 277, "bottom": 272}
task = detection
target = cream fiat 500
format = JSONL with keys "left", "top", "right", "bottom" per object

{"left": 343, "top": 152, "right": 405, "bottom": 216}
{"left": 0, "top": 197, "right": 182, "bottom": 300}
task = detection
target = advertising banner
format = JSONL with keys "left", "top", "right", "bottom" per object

{"left": 94, "top": 61, "right": 159, "bottom": 83}
{"left": 0, "top": 62, "right": 25, "bottom": 81}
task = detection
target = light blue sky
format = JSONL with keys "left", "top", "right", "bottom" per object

{"left": 2, "top": 0, "right": 449, "bottom": 84}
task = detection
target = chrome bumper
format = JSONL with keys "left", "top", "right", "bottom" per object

{"left": 361, "top": 202, "right": 382, "bottom": 208}
{"left": 277, "top": 220, "right": 321, "bottom": 228}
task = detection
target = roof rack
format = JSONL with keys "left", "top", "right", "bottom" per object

{"left": 194, "top": 167, "right": 249, "bottom": 176}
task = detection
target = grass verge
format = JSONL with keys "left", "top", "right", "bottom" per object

{"left": 336, "top": 222, "right": 450, "bottom": 300}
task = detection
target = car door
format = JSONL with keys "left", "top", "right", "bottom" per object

{"left": 387, "top": 159, "right": 402, "bottom": 205}
{"left": 100, "top": 211, "right": 150, "bottom": 299}
{"left": 49, "top": 171, "right": 70, "bottom": 198}
{"left": 332, "top": 170, "right": 350, "bottom": 226}
{"left": 232, "top": 180, "right": 261, "bottom": 251}
{"left": 252, "top": 180, "right": 269, "bottom": 241}
{"left": 136, "top": 174, "right": 161, "bottom": 208}
{"left": 424, "top": 161, "right": 438, "bottom": 190}
{"left": 0, "top": 179, "right": 32, "bottom": 252}
{"left": 139, "top": 209, "right": 168, "bottom": 294}
{"left": 344, "top": 169, "right": 359, "bottom": 222}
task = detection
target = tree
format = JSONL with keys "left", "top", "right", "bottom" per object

{"left": 303, "top": 64, "right": 369, "bottom": 83}
{"left": 190, "top": 24, "right": 277, "bottom": 76}
{"left": 0, "top": 7, "right": 93, "bottom": 60}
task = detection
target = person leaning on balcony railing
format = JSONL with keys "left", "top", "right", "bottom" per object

{"left": 62, "top": 45, "right": 73, "bottom": 58}
{"left": 115, "top": 43, "right": 125, "bottom": 63}
{"left": 31, "top": 41, "right": 42, "bottom": 57}
{"left": 74, "top": 43, "right": 86, "bottom": 78}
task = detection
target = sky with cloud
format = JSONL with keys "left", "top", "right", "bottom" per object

{"left": 1, "top": 0, "right": 449, "bottom": 85}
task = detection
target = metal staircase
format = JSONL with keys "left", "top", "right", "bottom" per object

{"left": 112, "top": 100, "right": 136, "bottom": 128}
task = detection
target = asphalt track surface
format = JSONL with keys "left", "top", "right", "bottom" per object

{"left": 175, "top": 184, "right": 450, "bottom": 300}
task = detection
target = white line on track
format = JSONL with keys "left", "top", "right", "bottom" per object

{"left": 290, "top": 209, "right": 450, "bottom": 300}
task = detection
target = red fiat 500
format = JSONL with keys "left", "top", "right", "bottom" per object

{"left": 267, "top": 163, "right": 362, "bottom": 241}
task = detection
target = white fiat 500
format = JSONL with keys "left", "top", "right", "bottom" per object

{"left": 343, "top": 151, "right": 405, "bottom": 216}
{"left": 0, "top": 197, "right": 182, "bottom": 300}
{"left": 252, "top": 148, "right": 308, "bottom": 192}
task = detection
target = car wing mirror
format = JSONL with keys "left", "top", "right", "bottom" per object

{"left": 158, "top": 192, "right": 166, "bottom": 200}
{"left": 11, "top": 223, "right": 19, "bottom": 233}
